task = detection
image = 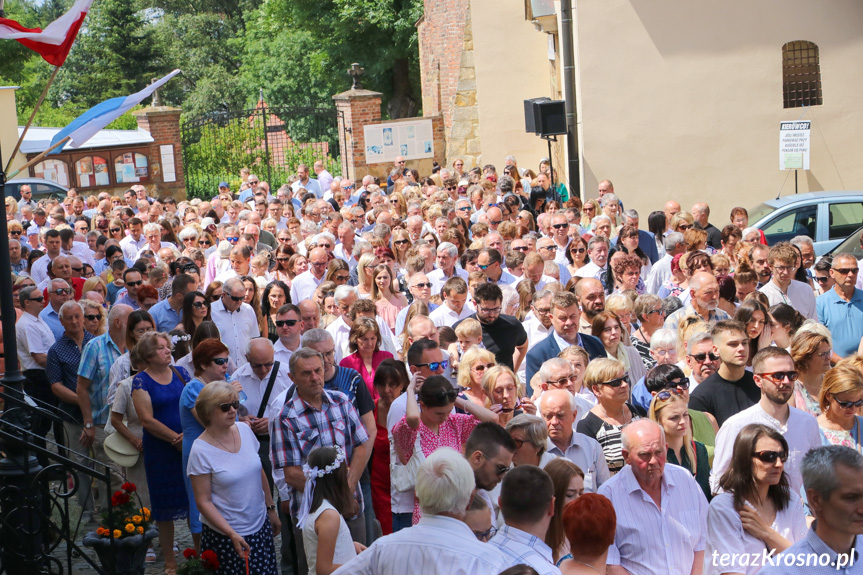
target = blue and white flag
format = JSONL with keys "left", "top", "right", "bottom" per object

{"left": 50, "top": 69, "right": 181, "bottom": 153}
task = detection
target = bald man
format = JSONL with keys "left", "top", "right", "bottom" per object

{"left": 664, "top": 201, "right": 681, "bottom": 233}
{"left": 691, "top": 202, "right": 721, "bottom": 249}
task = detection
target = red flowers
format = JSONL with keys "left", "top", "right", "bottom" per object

{"left": 111, "top": 490, "right": 130, "bottom": 507}
{"left": 201, "top": 549, "right": 219, "bottom": 570}
{"left": 182, "top": 548, "right": 197, "bottom": 559}
{"left": 121, "top": 482, "right": 136, "bottom": 493}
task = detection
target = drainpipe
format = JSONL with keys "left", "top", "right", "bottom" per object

{"left": 559, "top": 0, "right": 581, "bottom": 202}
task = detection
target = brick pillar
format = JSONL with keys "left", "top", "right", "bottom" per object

{"left": 133, "top": 106, "right": 186, "bottom": 200}
{"left": 332, "top": 89, "right": 383, "bottom": 182}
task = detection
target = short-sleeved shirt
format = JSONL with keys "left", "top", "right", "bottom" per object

{"left": 817, "top": 288, "right": 863, "bottom": 358}
{"left": 77, "top": 332, "right": 123, "bottom": 425}
{"left": 16, "top": 312, "right": 56, "bottom": 371}
{"left": 270, "top": 389, "right": 369, "bottom": 516}
{"left": 46, "top": 332, "right": 94, "bottom": 422}
{"left": 147, "top": 298, "right": 183, "bottom": 333}
{"left": 454, "top": 313, "right": 527, "bottom": 370}
{"left": 687, "top": 370, "right": 760, "bottom": 427}
{"left": 325, "top": 366, "right": 374, "bottom": 416}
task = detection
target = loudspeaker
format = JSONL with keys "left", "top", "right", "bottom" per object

{"left": 535, "top": 100, "right": 566, "bottom": 136}
{"left": 524, "top": 97, "right": 550, "bottom": 133}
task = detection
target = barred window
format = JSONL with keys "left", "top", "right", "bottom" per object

{"left": 782, "top": 41, "right": 823, "bottom": 108}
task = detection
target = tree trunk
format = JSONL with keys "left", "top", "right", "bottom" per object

{"left": 386, "top": 57, "right": 417, "bottom": 119}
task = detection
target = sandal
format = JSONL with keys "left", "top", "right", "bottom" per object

{"left": 145, "top": 548, "right": 156, "bottom": 562}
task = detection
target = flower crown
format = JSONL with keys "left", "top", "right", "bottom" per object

{"left": 171, "top": 334, "right": 192, "bottom": 345}
{"left": 302, "top": 445, "right": 346, "bottom": 480}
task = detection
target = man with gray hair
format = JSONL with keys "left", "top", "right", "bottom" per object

{"left": 396, "top": 272, "right": 438, "bottom": 334}
{"left": 211, "top": 277, "right": 260, "bottom": 366}
{"left": 17, "top": 285, "right": 58, "bottom": 449}
{"left": 41, "top": 278, "right": 73, "bottom": 340}
{"left": 599, "top": 419, "right": 708, "bottom": 575}
{"left": 428, "top": 242, "right": 467, "bottom": 295}
{"left": 645, "top": 231, "right": 685, "bottom": 294}
{"left": 333, "top": 447, "right": 507, "bottom": 574}
{"left": 759, "top": 446, "right": 863, "bottom": 574}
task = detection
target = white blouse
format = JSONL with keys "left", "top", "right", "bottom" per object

{"left": 704, "top": 491, "right": 807, "bottom": 575}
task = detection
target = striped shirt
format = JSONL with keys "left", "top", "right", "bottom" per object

{"left": 77, "top": 332, "right": 124, "bottom": 425}
{"left": 331, "top": 514, "right": 507, "bottom": 575}
{"left": 598, "top": 463, "right": 708, "bottom": 575}
{"left": 489, "top": 525, "right": 561, "bottom": 575}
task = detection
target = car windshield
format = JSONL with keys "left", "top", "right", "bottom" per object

{"left": 827, "top": 225, "right": 863, "bottom": 261}
{"left": 747, "top": 202, "right": 777, "bottom": 225}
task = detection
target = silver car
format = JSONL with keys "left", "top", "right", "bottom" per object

{"left": 749, "top": 191, "right": 863, "bottom": 255}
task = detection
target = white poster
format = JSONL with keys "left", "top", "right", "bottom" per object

{"left": 364, "top": 119, "right": 434, "bottom": 164}
{"left": 779, "top": 121, "right": 811, "bottom": 170}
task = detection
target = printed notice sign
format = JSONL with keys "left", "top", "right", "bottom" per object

{"left": 779, "top": 121, "right": 810, "bottom": 170}
{"left": 364, "top": 119, "right": 434, "bottom": 164}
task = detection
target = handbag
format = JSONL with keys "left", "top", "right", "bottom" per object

{"left": 104, "top": 431, "right": 140, "bottom": 467}
{"left": 389, "top": 431, "right": 425, "bottom": 492}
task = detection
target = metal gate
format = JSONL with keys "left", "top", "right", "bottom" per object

{"left": 181, "top": 103, "right": 342, "bottom": 199}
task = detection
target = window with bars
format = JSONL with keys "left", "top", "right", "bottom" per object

{"left": 782, "top": 41, "right": 823, "bottom": 108}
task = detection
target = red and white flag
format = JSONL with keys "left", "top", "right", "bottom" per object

{"left": 0, "top": 0, "right": 93, "bottom": 66}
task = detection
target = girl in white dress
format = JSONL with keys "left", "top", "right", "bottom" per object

{"left": 299, "top": 446, "right": 365, "bottom": 575}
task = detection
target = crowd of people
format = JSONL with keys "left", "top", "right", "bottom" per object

{"left": 8, "top": 155, "right": 863, "bottom": 575}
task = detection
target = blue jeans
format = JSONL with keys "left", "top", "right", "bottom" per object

{"left": 392, "top": 512, "right": 412, "bottom": 532}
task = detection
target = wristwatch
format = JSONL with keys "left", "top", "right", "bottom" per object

{"left": 266, "top": 504, "right": 276, "bottom": 511}
{"left": 84, "top": 423, "right": 93, "bottom": 430}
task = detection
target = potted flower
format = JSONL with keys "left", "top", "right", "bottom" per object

{"left": 82, "top": 482, "right": 159, "bottom": 575}
{"left": 177, "top": 548, "right": 220, "bottom": 574}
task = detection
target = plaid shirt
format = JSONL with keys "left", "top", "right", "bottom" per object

{"left": 77, "top": 332, "right": 123, "bottom": 425}
{"left": 270, "top": 388, "right": 369, "bottom": 515}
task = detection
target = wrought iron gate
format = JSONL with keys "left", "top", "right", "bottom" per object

{"left": 181, "top": 103, "right": 342, "bottom": 199}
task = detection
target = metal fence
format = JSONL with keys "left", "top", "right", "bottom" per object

{"left": 181, "top": 104, "right": 342, "bottom": 199}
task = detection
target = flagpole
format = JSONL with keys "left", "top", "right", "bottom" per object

{"left": 5, "top": 65, "right": 61, "bottom": 174}
{"left": 6, "top": 136, "right": 69, "bottom": 180}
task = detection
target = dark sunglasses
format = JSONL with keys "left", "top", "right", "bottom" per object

{"left": 815, "top": 276, "right": 830, "bottom": 284}
{"left": 570, "top": 247, "right": 586, "bottom": 254}
{"left": 212, "top": 357, "right": 229, "bottom": 366}
{"left": 52, "top": 288, "right": 72, "bottom": 296}
{"left": 227, "top": 294, "right": 244, "bottom": 302}
{"left": 424, "top": 387, "right": 460, "bottom": 403}
{"left": 413, "top": 282, "right": 432, "bottom": 289}
{"left": 552, "top": 223, "right": 568, "bottom": 230}
{"left": 71, "top": 267, "right": 83, "bottom": 272}
{"left": 600, "top": 375, "right": 630, "bottom": 388}
{"left": 512, "top": 246, "right": 528, "bottom": 252}
{"left": 757, "top": 371, "right": 799, "bottom": 383}
{"left": 752, "top": 450, "right": 788, "bottom": 464}
{"left": 833, "top": 267, "right": 859, "bottom": 275}
{"left": 109, "top": 228, "right": 122, "bottom": 233}
{"left": 689, "top": 352, "right": 719, "bottom": 362}
{"left": 84, "top": 314, "right": 101, "bottom": 321}
{"left": 665, "top": 378, "right": 690, "bottom": 390}
{"left": 833, "top": 397, "right": 863, "bottom": 409}
{"left": 28, "top": 296, "right": 44, "bottom": 303}
{"left": 192, "top": 301, "right": 207, "bottom": 309}
{"left": 394, "top": 239, "right": 410, "bottom": 245}
{"left": 9, "top": 230, "right": 21, "bottom": 235}
{"left": 126, "top": 280, "right": 143, "bottom": 287}
{"left": 656, "top": 389, "right": 685, "bottom": 401}
{"left": 210, "top": 294, "right": 221, "bottom": 302}
{"left": 226, "top": 236, "right": 239, "bottom": 242}
{"left": 416, "top": 360, "right": 449, "bottom": 371}
{"left": 200, "top": 240, "right": 211, "bottom": 246}
{"left": 219, "top": 400, "right": 240, "bottom": 412}
{"left": 276, "top": 319, "right": 299, "bottom": 327}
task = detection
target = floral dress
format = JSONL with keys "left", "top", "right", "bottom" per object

{"left": 793, "top": 381, "right": 821, "bottom": 416}
{"left": 819, "top": 416, "right": 863, "bottom": 450}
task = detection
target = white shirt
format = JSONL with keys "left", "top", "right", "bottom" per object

{"left": 758, "top": 279, "right": 817, "bottom": 320}
{"left": 135, "top": 241, "right": 175, "bottom": 261}
{"left": 233, "top": 361, "right": 292, "bottom": 420}
{"left": 544, "top": 432, "right": 610, "bottom": 493}
{"left": 429, "top": 301, "right": 474, "bottom": 328}
{"left": 210, "top": 299, "right": 260, "bottom": 367}
{"left": 120, "top": 234, "right": 147, "bottom": 263}
{"left": 326, "top": 315, "right": 397, "bottom": 363}
{"left": 427, "top": 267, "right": 468, "bottom": 296}
{"left": 574, "top": 261, "right": 602, "bottom": 279}
{"left": 645, "top": 253, "right": 672, "bottom": 294}
{"left": 553, "top": 238, "right": 571, "bottom": 267}
{"left": 16, "top": 312, "right": 55, "bottom": 371}
{"left": 704, "top": 491, "right": 807, "bottom": 575}
{"left": 489, "top": 524, "right": 562, "bottom": 575}
{"left": 29, "top": 254, "right": 54, "bottom": 286}
{"left": 272, "top": 340, "right": 296, "bottom": 367}
{"left": 63, "top": 241, "right": 96, "bottom": 268}
{"left": 331, "top": 514, "right": 507, "bottom": 575}
{"left": 290, "top": 270, "right": 325, "bottom": 303}
{"left": 534, "top": 275, "right": 558, "bottom": 290}
{"left": 494, "top": 269, "right": 519, "bottom": 286}
{"left": 710, "top": 403, "right": 821, "bottom": 495}
{"left": 598, "top": 464, "right": 708, "bottom": 575}
{"left": 333, "top": 243, "right": 357, "bottom": 270}
{"left": 521, "top": 313, "right": 552, "bottom": 382}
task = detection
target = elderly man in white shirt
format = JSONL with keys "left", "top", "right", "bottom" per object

{"left": 210, "top": 277, "right": 260, "bottom": 366}
{"left": 710, "top": 347, "right": 821, "bottom": 496}
{"left": 427, "top": 242, "right": 467, "bottom": 295}
{"left": 234, "top": 337, "right": 291, "bottom": 437}
{"left": 599, "top": 419, "right": 708, "bottom": 575}
{"left": 332, "top": 448, "right": 507, "bottom": 575}
{"left": 290, "top": 246, "right": 328, "bottom": 303}
{"left": 645, "top": 232, "right": 685, "bottom": 294}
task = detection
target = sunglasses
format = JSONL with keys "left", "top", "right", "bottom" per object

{"left": 656, "top": 388, "right": 686, "bottom": 401}
{"left": 546, "top": 375, "right": 574, "bottom": 387}
{"left": 474, "top": 363, "right": 496, "bottom": 372}
{"left": 226, "top": 236, "right": 239, "bottom": 242}
{"left": 512, "top": 246, "right": 528, "bottom": 252}
{"left": 689, "top": 352, "right": 719, "bottom": 362}
{"left": 394, "top": 239, "right": 410, "bottom": 245}
{"left": 833, "top": 397, "right": 863, "bottom": 409}
{"left": 815, "top": 276, "right": 830, "bottom": 284}
{"left": 212, "top": 357, "right": 229, "bottom": 366}
{"left": 276, "top": 319, "right": 299, "bottom": 327}
{"left": 600, "top": 375, "right": 630, "bottom": 388}
{"left": 570, "top": 247, "right": 586, "bottom": 254}
{"left": 9, "top": 230, "right": 21, "bottom": 235}
{"left": 192, "top": 301, "right": 207, "bottom": 309}
{"left": 752, "top": 450, "right": 788, "bottom": 464}
{"left": 458, "top": 206, "right": 471, "bottom": 212}
{"left": 833, "top": 267, "right": 859, "bottom": 275}
{"left": 665, "top": 378, "right": 690, "bottom": 390}
{"left": 219, "top": 400, "right": 240, "bottom": 412}
{"left": 446, "top": 186, "right": 456, "bottom": 191}
{"left": 552, "top": 223, "right": 568, "bottom": 230}
{"left": 415, "top": 360, "right": 449, "bottom": 371}
{"left": 71, "top": 267, "right": 84, "bottom": 272}
{"left": 226, "top": 294, "right": 244, "bottom": 302}
{"left": 413, "top": 282, "right": 432, "bottom": 289}
{"left": 757, "top": 371, "right": 799, "bottom": 383}
{"left": 84, "top": 314, "right": 101, "bottom": 321}
{"left": 499, "top": 400, "right": 522, "bottom": 413}
{"left": 126, "top": 280, "right": 143, "bottom": 287}
{"left": 109, "top": 228, "right": 121, "bottom": 233}
{"left": 478, "top": 264, "right": 490, "bottom": 270}
{"left": 210, "top": 294, "right": 221, "bottom": 302}
{"left": 52, "top": 288, "right": 72, "bottom": 296}
{"left": 28, "top": 296, "right": 44, "bottom": 303}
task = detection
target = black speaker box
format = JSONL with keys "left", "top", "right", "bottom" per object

{"left": 535, "top": 100, "right": 566, "bottom": 136}
{"left": 524, "top": 97, "right": 550, "bottom": 133}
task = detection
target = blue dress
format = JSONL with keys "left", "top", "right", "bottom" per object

{"left": 133, "top": 367, "right": 191, "bottom": 522}
{"left": 180, "top": 378, "right": 207, "bottom": 534}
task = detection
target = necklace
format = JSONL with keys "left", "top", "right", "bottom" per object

{"left": 208, "top": 427, "right": 236, "bottom": 452}
{"left": 570, "top": 558, "right": 602, "bottom": 573}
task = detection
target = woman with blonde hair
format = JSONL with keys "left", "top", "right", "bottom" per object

{"left": 669, "top": 211, "right": 696, "bottom": 234}
{"left": 649, "top": 391, "right": 710, "bottom": 499}
{"left": 457, "top": 347, "right": 497, "bottom": 407}
{"left": 580, "top": 199, "right": 600, "bottom": 229}
{"left": 577, "top": 358, "right": 645, "bottom": 474}
{"left": 816, "top": 362, "right": 863, "bottom": 448}
{"left": 391, "top": 228, "right": 413, "bottom": 271}
{"left": 514, "top": 279, "right": 534, "bottom": 322}
{"left": 388, "top": 191, "right": 407, "bottom": 217}
{"left": 481, "top": 365, "right": 530, "bottom": 426}
{"left": 80, "top": 298, "right": 106, "bottom": 336}
{"left": 356, "top": 253, "right": 378, "bottom": 299}
{"left": 605, "top": 293, "right": 635, "bottom": 344}
{"left": 81, "top": 276, "right": 108, "bottom": 301}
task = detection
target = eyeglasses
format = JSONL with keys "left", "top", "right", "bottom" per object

{"left": 539, "top": 245, "right": 555, "bottom": 251}
{"left": 458, "top": 206, "right": 471, "bottom": 212}
{"left": 510, "top": 246, "right": 528, "bottom": 252}
{"left": 652, "top": 348, "right": 677, "bottom": 357}
{"left": 28, "top": 296, "right": 44, "bottom": 303}
{"left": 109, "top": 228, "right": 121, "bottom": 233}
{"left": 478, "top": 307, "right": 500, "bottom": 314}
{"left": 413, "top": 282, "right": 432, "bottom": 289}
{"left": 84, "top": 314, "right": 101, "bottom": 321}
{"left": 570, "top": 247, "right": 586, "bottom": 254}
{"left": 219, "top": 400, "right": 240, "bottom": 412}
{"left": 552, "top": 223, "right": 568, "bottom": 230}
{"left": 192, "top": 301, "right": 207, "bottom": 309}
{"left": 9, "top": 230, "right": 21, "bottom": 236}
{"left": 817, "top": 349, "right": 833, "bottom": 359}
{"left": 478, "top": 264, "right": 490, "bottom": 270}
{"left": 446, "top": 186, "right": 456, "bottom": 191}
{"left": 52, "top": 288, "right": 71, "bottom": 296}
{"left": 656, "top": 388, "right": 686, "bottom": 401}
{"left": 752, "top": 450, "right": 788, "bottom": 464}
{"left": 689, "top": 352, "right": 719, "bottom": 362}
{"left": 815, "top": 276, "right": 830, "bottom": 284}
{"left": 311, "top": 261, "right": 328, "bottom": 268}
{"left": 210, "top": 357, "right": 229, "bottom": 366}
{"left": 757, "top": 371, "right": 799, "bottom": 383}
{"left": 200, "top": 240, "right": 211, "bottom": 246}
{"left": 833, "top": 267, "right": 859, "bottom": 275}
{"left": 226, "top": 294, "right": 244, "bottom": 302}
{"left": 489, "top": 220, "right": 502, "bottom": 226}
{"left": 226, "top": 236, "right": 239, "bottom": 242}
{"left": 276, "top": 319, "right": 299, "bottom": 327}
{"left": 599, "top": 375, "right": 630, "bottom": 388}
{"left": 334, "top": 275, "right": 350, "bottom": 282}
{"left": 473, "top": 363, "right": 495, "bottom": 372}
{"left": 546, "top": 375, "right": 574, "bottom": 387}
{"left": 394, "top": 239, "right": 410, "bottom": 245}
{"left": 415, "top": 360, "right": 449, "bottom": 371}
{"left": 677, "top": 224, "right": 693, "bottom": 231}
{"left": 250, "top": 361, "right": 275, "bottom": 370}
{"left": 71, "top": 267, "right": 83, "bottom": 272}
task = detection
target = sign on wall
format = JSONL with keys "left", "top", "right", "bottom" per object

{"left": 779, "top": 121, "right": 810, "bottom": 170}
{"left": 364, "top": 119, "right": 434, "bottom": 164}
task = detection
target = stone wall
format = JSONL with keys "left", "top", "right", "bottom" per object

{"left": 448, "top": 8, "right": 482, "bottom": 168}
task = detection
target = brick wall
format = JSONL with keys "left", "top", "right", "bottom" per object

{"left": 133, "top": 107, "right": 187, "bottom": 201}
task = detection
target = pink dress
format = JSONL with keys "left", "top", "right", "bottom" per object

{"left": 375, "top": 297, "right": 406, "bottom": 333}
{"left": 392, "top": 414, "right": 479, "bottom": 524}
